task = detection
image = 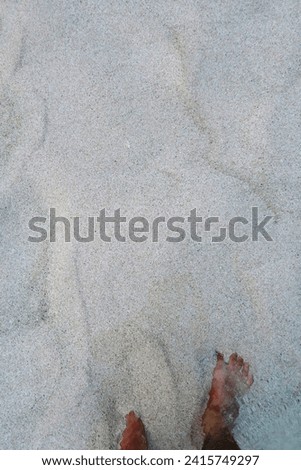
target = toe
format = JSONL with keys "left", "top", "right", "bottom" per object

{"left": 247, "top": 373, "right": 254, "bottom": 387}
{"left": 213, "top": 351, "right": 225, "bottom": 375}
{"left": 243, "top": 362, "right": 249, "bottom": 376}
{"left": 237, "top": 356, "right": 244, "bottom": 369}
{"left": 229, "top": 352, "right": 238, "bottom": 367}
{"left": 216, "top": 351, "right": 224, "bottom": 363}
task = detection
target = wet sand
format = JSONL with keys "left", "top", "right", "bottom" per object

{"left": 0, "top": 0, "right": 300, "bottom": 449}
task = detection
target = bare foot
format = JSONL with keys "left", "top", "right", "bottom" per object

{"left": 202, "top": 352, "right": 253, "bottom": 437}
{"left": 119, "top": 411, "right": 148, "bottom": 450}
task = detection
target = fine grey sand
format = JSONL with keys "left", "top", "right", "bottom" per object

{"left": 0, "top": 0, "right": 301, "bottom": 449}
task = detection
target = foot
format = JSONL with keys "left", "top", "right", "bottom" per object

{"left": 202, "top": 352, "right": 253, "bottom": 436}
{"left": 119, "top": 411, "right": 148, "bottom": 450}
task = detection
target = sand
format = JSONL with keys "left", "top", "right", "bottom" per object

{"left": 0, "top": 0, "right": 300, "bottom": 449}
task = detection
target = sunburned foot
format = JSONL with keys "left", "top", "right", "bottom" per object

{"left": 202, "top": 352, "right": 253, "bottom": 436}
{"left": 119, "top": 411, "right": 148, "bottom": 450}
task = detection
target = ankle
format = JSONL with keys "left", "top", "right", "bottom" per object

{"left": 202, "top": 405, "right": 228, "bottom": 437}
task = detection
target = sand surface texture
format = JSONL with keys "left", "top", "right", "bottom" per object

{"left": 0, "top": 0, "right": 300, "bottom": 449}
